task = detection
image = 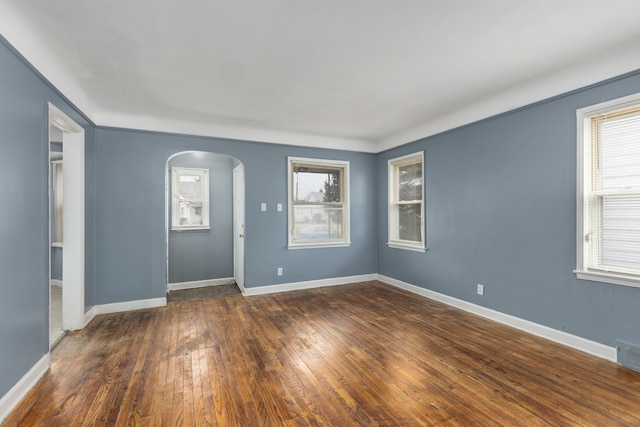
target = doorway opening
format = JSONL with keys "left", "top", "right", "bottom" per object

{"left": 165, "top": 151, "right": 245, "bottom": 299}
{"left": 49, "top": 126, "right": 63, "bottom": 346}
{"left": 48, "top": 103, "right": 85, "bottom": 349}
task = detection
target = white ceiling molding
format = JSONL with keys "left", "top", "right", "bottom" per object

{"left": 0, "top": 2, "right": 99, "bottom": 123}
{"left": 95, "top": 110, "right": 375, "bottom": 153}
{"left": 376, "top": 38, "right": 640, "bottom": 152}
{"left": 2, "top": 1, "right": 640, "bottom": 153}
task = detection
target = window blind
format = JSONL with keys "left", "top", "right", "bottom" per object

{"left": 590, "top": 106, "right": 640, "bottom": 272}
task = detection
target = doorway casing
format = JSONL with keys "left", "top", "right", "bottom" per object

{"left": 164, "top": 152, "right": 245, "bottom": 294}
{"left": 233, "top": 164, "right": 245, "bottom": 293}
{"left": 48, "top": 103, "right": 85, "bottom": 334}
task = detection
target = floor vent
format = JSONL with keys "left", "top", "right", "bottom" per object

{"left": 617, "top": 339, "right": 640, "bottom": 372}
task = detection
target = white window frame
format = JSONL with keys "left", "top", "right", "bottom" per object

{"left": 388, "top": 151, "right": 425, "bottom": 252}
{"left": 575, "top": 92, "right": 640, "bottom": 288}
{"left": 171, "top": 167, "right": 210, "bottom": 230}
{"left": 288, "top": 157, "right": 351, "bottom": 249}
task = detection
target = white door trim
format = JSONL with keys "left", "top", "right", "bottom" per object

{"left": 48, "top": 103, "right": 85, "bottom": 332}
{"left": 233, "top": 164, "right": 245, "bottom": 293}
{"left": 165, "top": 153, "right": 245, "bottom": 294}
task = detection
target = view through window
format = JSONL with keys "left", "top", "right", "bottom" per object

{"left": 388, "top": 152, "right": 425, "bottom": 252}
{"left": 288, "top": 158, "right": 350, "bottom": 248}
{"left": 171, "top": 167, "right": 210, "bottom": 230}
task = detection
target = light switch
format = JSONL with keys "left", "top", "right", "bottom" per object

{"left": 260, "top": 203, "right": 267, "bottom": 211}
{"left": 277, "top": 203, "right": 283, "bottom": 212}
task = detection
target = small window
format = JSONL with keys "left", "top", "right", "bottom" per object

{"left": 388, "top": 152, "right": 425, "bottom": 252}
{"left": 576, "top": 93, "right": 640, "bottom": 287}
{"left": 171, "top": 167, "right": 210, "bottom": 230}
{"left": 288, "top": 157, "right": 350, "bottom": 249}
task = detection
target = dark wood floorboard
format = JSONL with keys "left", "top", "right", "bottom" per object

{"left": 4, "top": 281, "right": 640, "bottom": 426}
{"left": 167, "top": 284, "right": 241, "bottom": 303}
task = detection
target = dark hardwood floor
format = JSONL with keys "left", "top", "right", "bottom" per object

{"left": 167, "top": 283, "right": 241, "bottom": 303}
{"left": 4, "top": 281, "right": 640, "bottom": 426}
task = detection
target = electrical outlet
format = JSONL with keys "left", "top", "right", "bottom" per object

{"left": 477, "top": 284, "right": 484, "bottom": 296}
{"left": 260, "top": 203, "right": 267, "bottom": 211}
{"left": 277, "top": 203, "right": 283, "bottom": 212}
{"left": 277, "top": 267, "right": 283, "bottom": 276}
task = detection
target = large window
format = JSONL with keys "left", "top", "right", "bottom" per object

{"left": 288, "top": 157, "right": 350, "bottom": 249}
{"left": 171, "top": 167, "right": 210, "bottom": 230}
{"left": 388, "top": 152, "right": 425, "bottom": 252}
{"left": 576, "top": 94, "right": 640, "bottom": 287}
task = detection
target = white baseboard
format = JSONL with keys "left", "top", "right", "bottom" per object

{"left": 244, "top": 274, "right": 377, "bottom": 296}
{"left": 0, "top": 353, "right": 50, "bottom": 424}
{"left": 167, "top": 277, "right": 235, "bottom": 292}
{"left": 93, "top": 297, "right": 167, "bottom": 316}
{"left": 84, "top": 306, "right": 97, "bottom": 327}
{"left": 377, "top": 274, "right": 617, "bottom": 362}
{"left": 81, "top": 296, "right": 167, "bottom": 327}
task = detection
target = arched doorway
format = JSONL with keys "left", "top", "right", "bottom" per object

{"left": 165, "top": 151, "right": 245, "bottom": 295}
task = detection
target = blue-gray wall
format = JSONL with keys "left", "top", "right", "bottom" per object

{"left": 377, "top": 70, "right": 640, "bottom": 348}
{"left": 0, "top": 37, "right": 95, "bottom": 398}
{"left": 168, "top": 152, "right": 234, "bottom": 283}
{"left": 51, "top": 248, "right": 62, "bottom": 281}
{"left": 94, "top": 127, "right": 378, "bottom": 304}
{"left": 3, "top": 24, "right": 640, "bottom": 411}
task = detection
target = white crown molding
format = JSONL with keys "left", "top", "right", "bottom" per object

{"left": 1, "top": 12, "right": 371, "bottom": 153}
{"left": 3, "top": 4, "right": 640, "bottom": 155}
{"left": 243, "top": 274, "right": 377, "bottom": 296}
{"left": 0, "top": 353, "right": 50, "bottom": 424}
{"left": 0, "top": 5, "right": 99, "bottom": 122}
{"left": 377, "top": 274, "right": 617, "bottom": 362}
{"left": 376, "top": 39, "right": 640, "bottom": 152}
{"left": 95, "top": 111, "right": 376, "bottom": 153}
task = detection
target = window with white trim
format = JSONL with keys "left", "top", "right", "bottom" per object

{"left": 576, "top": 94, "right": 640, "bottom": 287}
{"left": 288, "top": 157, "right": 350, "bottom": 249}
{"left": 388, "top": 152, "right": 425, "bottom": 252}
{"left": 171, "top": 167, "right": 210, "bottom": 230}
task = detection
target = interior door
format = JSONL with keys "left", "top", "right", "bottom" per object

{"left": 233, "top": 164, "right": 245, "bottom": 292}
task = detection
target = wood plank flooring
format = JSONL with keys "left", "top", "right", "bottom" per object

{"left": 4, "top": 280, "right": 640, "bottom": 426}
{"left": 49, "top": 283, "right": 64, "bottom": 348}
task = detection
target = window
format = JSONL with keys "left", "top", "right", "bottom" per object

{"left": 388, "top": 152, "right": 425, "bottom": 252}
{"left": 171, "top": 167, "right": 210, "bottom": 230}
{"left": 288, "top": 157, "right": 350, "bottom": 248}
{"left": 576, "top": 93, "right": 640, "bottom": 287}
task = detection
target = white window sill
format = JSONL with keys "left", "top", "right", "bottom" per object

{"left": 288, "top": 241, "right": 352, "bottom": 250}
{"left": 171, "top": 226, "right": 211, "bottom": 231}
{"left": 387, "top": 242, "right": 426, "bottom": 253}
{"left": 575, "top": 269, "right": 640, "bottom": 288}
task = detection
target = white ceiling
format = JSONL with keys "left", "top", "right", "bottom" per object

{"left": 2, "top": 0, "right": 640, "bottom": 152}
